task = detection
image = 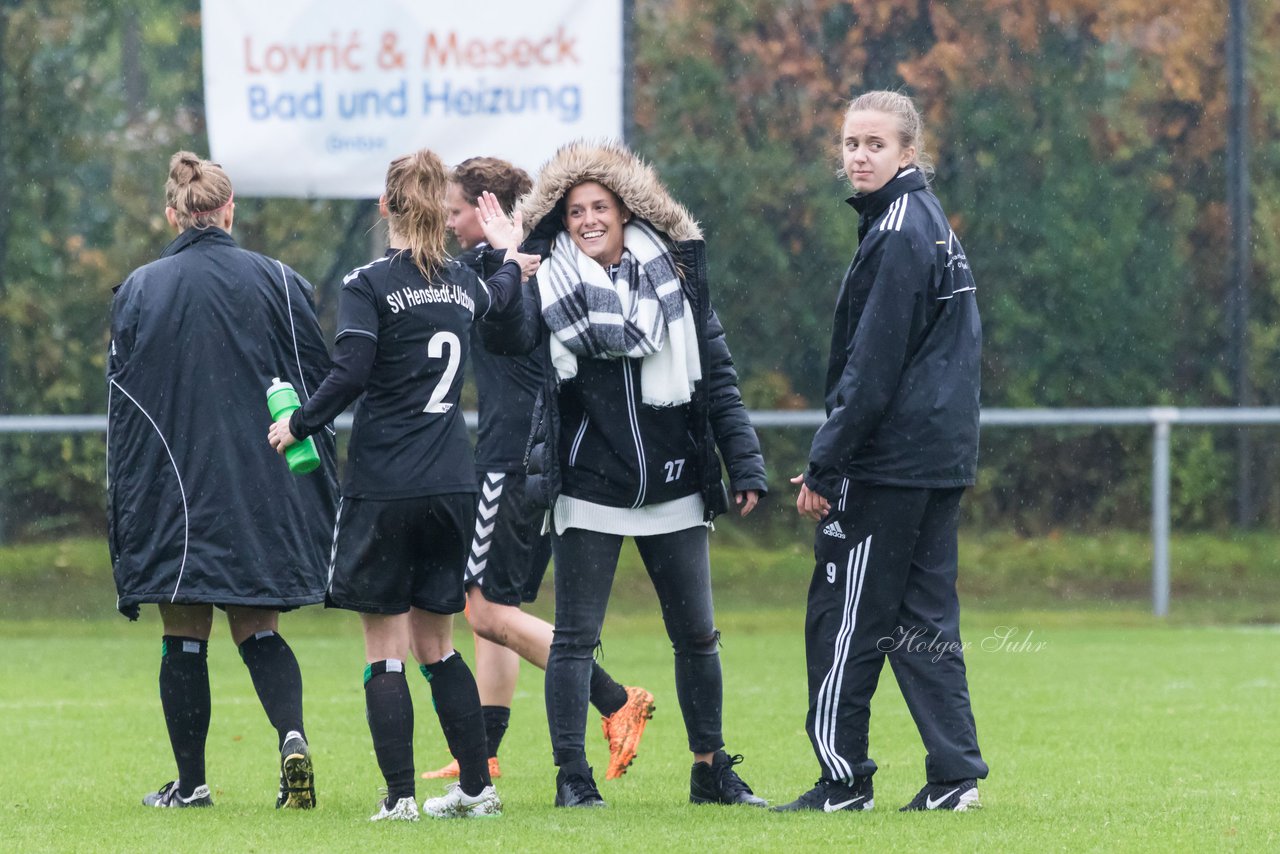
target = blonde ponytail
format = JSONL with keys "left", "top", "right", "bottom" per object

{"left": 384, "top": 149, "right": 449, "bottom": 277}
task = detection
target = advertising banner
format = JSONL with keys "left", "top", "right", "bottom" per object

{"left": 201, "top": 0, "right": 623, "bottom": 197}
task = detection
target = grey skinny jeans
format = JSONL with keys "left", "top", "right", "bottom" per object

{"left": 546, "top": 524, "right": 724, "bottom": 766}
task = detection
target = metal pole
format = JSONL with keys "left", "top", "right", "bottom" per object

{"left": 368, "top": 200, "right": 387, "bottom": 259}
{"left": 1151, "top": 415, "right": 1173, "bottom": 617}
{"left": 621, "top": 0, "right": 635, "bottom": 145}
{"left": 0, "top": 2, "right": 11, "bottom": 546}
{"left": 1227, "top": 0, "right": 1253, "bottom": 526}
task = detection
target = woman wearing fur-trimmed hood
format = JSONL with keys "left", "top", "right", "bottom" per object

{"left": 478, "top": 139, "right": 769, "bottom": 808}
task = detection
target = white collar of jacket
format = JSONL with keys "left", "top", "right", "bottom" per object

{"left": 847, "top": 167, "right": 928, "bottom": 235}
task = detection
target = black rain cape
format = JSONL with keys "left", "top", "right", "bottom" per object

{"left": 107, "top": 227, "right": 338, "bottom": 619}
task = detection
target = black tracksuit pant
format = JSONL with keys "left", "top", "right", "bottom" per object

{"left": 805, "top": 480, "right": 987, "bottom": 784}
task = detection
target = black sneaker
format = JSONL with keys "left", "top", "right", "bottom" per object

{"left": 899, "top": 779, "right": 980, "bottom": 812}
{"left": 554, "top": 765, "right": 606, "bottom": 808}
{"left": 773, "top": 777, "right": 873, "bottom": 812}
{"left": 277, "top": 731, "right": 316, "bottom": 809}
{"left": 689, "top": 750, "right": 767, "bottom": 807}
{"left": 142, "top": 780, "right": 213, "bottom": 808}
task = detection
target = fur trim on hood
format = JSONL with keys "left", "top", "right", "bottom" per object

{"left": 519, "top": 139, "right": 702, "bottom": 244}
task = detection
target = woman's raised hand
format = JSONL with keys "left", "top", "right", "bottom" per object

{"left": 476, "top": 190, "right": 540, "bottom": 281}
{"left": 476, "top": 191, "right": 523, "bottom": 250}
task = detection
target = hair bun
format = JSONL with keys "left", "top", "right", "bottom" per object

{"left": 168, "top": 150, "right": 204, "bottom": 186}
{"left": 164, "top": 150, "right": 233, "bottom": 229}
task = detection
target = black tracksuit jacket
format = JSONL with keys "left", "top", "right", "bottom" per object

{"left": 461, "top": 245, "right": 548, "bottom": 473}
{"left": 804, "top": 167, "right": 982, "bottom": 500}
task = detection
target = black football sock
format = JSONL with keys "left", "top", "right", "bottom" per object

{"left": 364, "top": 660, "right": 415, "bottom": 803}
{"left": 481, "top": 705, "right": 510, "bottom": 758}
{"left": 420, "top": 654, "right": 490, "bottom": 796}
{"left": 238, "top": 630, "right": 304, "bottom": 749}
{"left": 589, "top": 663, "right": 628, "bottom": 718}
{"left": 159, "top": 635, "right": 210, "bottom": 797}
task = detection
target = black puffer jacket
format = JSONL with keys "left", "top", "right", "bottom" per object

{"left": 483, "top": 141, "right": 766, "bottom": 521}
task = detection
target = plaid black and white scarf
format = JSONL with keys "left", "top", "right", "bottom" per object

{"left": 539, "top": 220, "right": 701, "bottom": 407}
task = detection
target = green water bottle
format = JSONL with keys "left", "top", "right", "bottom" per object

{"left": 266, "top": 377, "right": 321, "bottom": 474}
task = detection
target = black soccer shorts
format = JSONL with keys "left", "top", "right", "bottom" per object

{"left": 328, "top": 493, "right": 475, "bottom": 615}
{"left": 463, "top": 471, "right": 552, "bottom": 606}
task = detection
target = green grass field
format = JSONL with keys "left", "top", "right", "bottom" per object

{"left": 2, "top": 534, "right": 1279, "bottom": 851}
{"left": 7, "top": 529, "right": 1280, "bottom": 622}
{"left": 3, "top": 596, "right": 1279, "bottom": 852}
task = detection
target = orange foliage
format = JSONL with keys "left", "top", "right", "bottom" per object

{"left": 641, "top": 0, "right": 1275, "bottom": 176}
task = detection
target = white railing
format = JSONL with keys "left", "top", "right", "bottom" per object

{"left": 757, "top": 406, "right": 1280, "bottom": 617}
{"left": 4, "top": 407, "right": 1278, "bottom": 617}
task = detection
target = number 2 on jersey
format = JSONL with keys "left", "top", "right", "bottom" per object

{"left": 423, "top": 331, "right": 461, "bottom": 414}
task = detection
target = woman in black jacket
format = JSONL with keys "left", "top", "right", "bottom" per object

{"left": 420, "top": 157, "right": 652, "bottom": 786}
{"left": 778, "top": 90, "right": 987, "bottom": 814}
{"left": 108, "top": 151, "right": 337, "bottom": 810}
{"left": 477, "top": 140, "right": 769, "bottom": 809}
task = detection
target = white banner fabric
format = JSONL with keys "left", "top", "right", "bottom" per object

{"left": 201, "top": 0, "right": 623, "bottom": 198}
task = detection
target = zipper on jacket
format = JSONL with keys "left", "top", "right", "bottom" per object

{"left": 622, "top": 360, "right": 647, "bottom": 507}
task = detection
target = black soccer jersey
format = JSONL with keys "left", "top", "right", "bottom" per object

{"left": 461, "top": 246, "right": 547, "bottom": 472}
{"left": 336, "top": 249, "right": 503, "bottom": 499}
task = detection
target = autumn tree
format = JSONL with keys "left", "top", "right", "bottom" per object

{"left": 3, "top": 0, "right": 1279, "bottom": 537}
{"left": 633, "top": 0, "right": 1280, "bottom": 528}
{"left": 0, "top": 0, "right": 371, "bottom": 539}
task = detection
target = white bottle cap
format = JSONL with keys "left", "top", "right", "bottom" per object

{"left": 266, "top": 377, "right": 294, "bottom": 394}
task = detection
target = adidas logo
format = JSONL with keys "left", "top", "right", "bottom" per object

{"left": 822, "top": 520, "right": 846, "bottom": 539}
